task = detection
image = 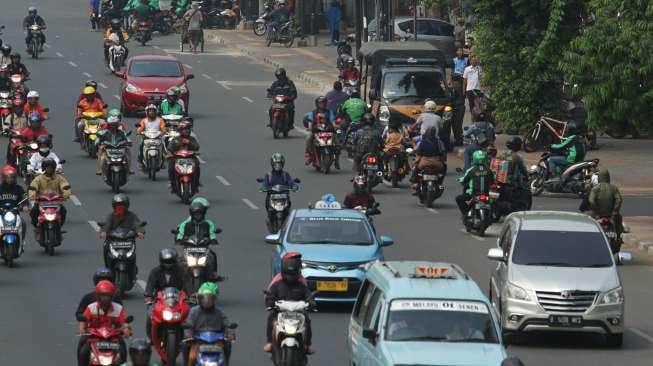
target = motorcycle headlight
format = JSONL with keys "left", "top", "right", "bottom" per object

{"left": 125, "top": 83, "right": 139, "bottom": 93}
{"left": 98, "top": 354, "right": 114, "bottom": 365}
{"left": 3, "top": 212, "right": 16, "bottom": 227}
{"left": 506, "top": 282, "right": 532, "bottom": 302}
{"left": 178, "top": 83, "right": 188, "bottom": 94}
{"left": 44, "top": 213, "right": 57, "bottom": 221}
{"left": 186, "top": 255, "right": 197, "bottom": 267}
{"left": 598, "top": 287, "right": 623, "bottom": 305}
{"left": 197, "top": 256, "right": 207, "bottom": 266}
{"left": 379, "top": 105, "right": 390, "bottom": 122}
{"left": 125, "top": 247, "right": 135, "bottom": 258}
{"left": 283, "top": 318, "right": 300, "bottom": 335}
{"left": 109, "top": 245, "right": 120, "bottom": 257}
{"left": 162, "top": 310, "right": 174, "bottom": 321}
{"left": 529, "top": 164, "right": 538, "bottom": 172}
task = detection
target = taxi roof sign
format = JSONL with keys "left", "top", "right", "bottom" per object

{"left": 312, "top": 193, "right": 341, "bottom": 209}
{"left": 411, "top": 265, "right": 456, "bottom": 279}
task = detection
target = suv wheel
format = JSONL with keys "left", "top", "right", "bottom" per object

{"left": 605, "top": 333, "right": 623, "bottom": 348}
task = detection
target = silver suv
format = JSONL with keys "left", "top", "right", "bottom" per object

{"left": 487, "top": 211, "right": 629, "bottom": 347}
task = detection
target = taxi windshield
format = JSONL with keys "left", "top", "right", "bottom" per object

{"left": 287, "top": 217, "right": 373, "bottom": 245}
{"left": 382, "top": 71, "right": 446, "bottom": 100}
{"left": 385, "top": 299, "right": 498, "bottom": 344}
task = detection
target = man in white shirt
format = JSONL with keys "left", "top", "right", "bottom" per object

{"left": 28, "top": 135, "right": 62, "bottom": 174}
{"left": 463, "top": 54, "right": 482, "bottom": 113}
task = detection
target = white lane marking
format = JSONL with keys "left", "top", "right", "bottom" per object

{"left": 114, "top": 95, "right": 120, "bottom": 100}
{"left": 70, "top": 195, "right": 82, "bottom": 206}
{"left": 44, "top": 44, "right": 51, "bottom": 49}
{"left": 217, "top": 81, "right": 231, "bottom": 90}
{"left": 88, "top": 220, "right": 101, "bottom": 232}
{"left": 56, "top": 52, "right": 64, "bottom": 58}
{"left": 152, "top": 45, "right": 160, "bottom": 49}
{"left": 183, "top": 63, "right": 193, "bottom": 69}
{"left": 460, "top": 228, "right": 486, "bottom": 241}
{"left": 215, "top": 80, "right": 269, "bottom": 87}
{"left": 68, "top": 61, "right": 78, "bottom": 68}
{"left": 197, "top": 155, "right": 206, "bottom": 164}
{"left": 98, "top": 82, "right": 108, "bottom": 89}
{"left": 216, "top": 175, "right": 231, "bottom": 186}
{"left": 242, "top": 198, "right": 259, "bottom": 210}
{"left": 136, "top": 279, "right": 147, "bottom": 293}
{"left": 83, "top": 72, "right": 92, "bottom": 78}
{"left": 242, "top": 96, "right": 254, "bottom": 103}
{"left": 201, "top": 73, "right": 212, "bottom": 80}
{"left": 427, "top": 208, "right": 439, "bottom": 214}
{"left": 630, "top": 328, "right": 653, "bottom": 343}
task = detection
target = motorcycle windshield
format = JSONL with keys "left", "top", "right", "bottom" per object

{"left": 162, "top": 287, "right": 180, "bottom": 307}
{"left": 196, "top": 331, "right": 225, "bottom": 343}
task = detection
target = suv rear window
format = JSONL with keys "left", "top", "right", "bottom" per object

{"left": 512, "top": 230, "right": 613, "bottom": 267}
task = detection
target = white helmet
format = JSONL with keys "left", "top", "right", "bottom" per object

{"left": 27, "top": 90, "right": 40, "bottom": 99}
{"left": 424, "top": 100, "right": 436, "bottom": 112}
{"left": 109, "top": 33, "right": 119, "bottom": 44}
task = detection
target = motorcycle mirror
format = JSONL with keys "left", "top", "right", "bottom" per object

{"left": 114, "top": 71, "right": 126, "bottom": 79}
{"left": 214, "top": 228, "right": 222, "bottom": 234}
{"left": 455, "top": 167, "right": 463, "bottom": 174}
{"left": 97, "top": 222, "right": 106, "bottom": 227}
{"left": 228, "top": 322, "right": 238, "bottom": 329}
{"left": 125, "top": 315, "right": 134, "bottom": 323}
{"left": 103, "top": 104, "right": 109, "bottom": 109}
{"left": 256, "top": 177, "right": 264, "bottom": 183}
{"left": 59, "top": 159, "right": 66, "bottom": 164}
{"left": 140, "top": 221, "right": 148, "bottom": 227}
{"left": 126, "top": 131, "right": 132, "bottom": 136}
{"left": 293, "top": 178, "right": 301, "bottom": 183}
{"left": 170, "top": 228, "right": 178, "bottom": 234}
{"left": 43, "top": 108, "right": 50, "bottom": 113}
{"left": 185, "top": 73, "right": 195, "bottom": 80}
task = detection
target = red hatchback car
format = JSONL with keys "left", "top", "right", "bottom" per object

{"left": 116, "top": 55, "right": 194, "bottom": 116}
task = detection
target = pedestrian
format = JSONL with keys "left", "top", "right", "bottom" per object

{"left": 90, "top": 0, "right": 101, "bottom": 31}
{"left": 326, "top": 1, "right": 342, "bottom": 45}
{"left": 463, "top": 54, "right": 482, "bottom": 113}
{"left": 183, "top": 1, "right": 204, "bottom": 53}
{"left": 325, "top": 81, "right": 348, "bottom": 115}
{"left": 450, "top": 46, "right": 468, "bottom": 146}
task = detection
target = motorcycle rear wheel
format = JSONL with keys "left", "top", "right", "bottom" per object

{"left": 111, "top": 171, "right": 121, "bottom": 193}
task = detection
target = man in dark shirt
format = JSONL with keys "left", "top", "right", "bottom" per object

{"left": 0, "top": 165, "right": 27, "bottom": 239}
{"left": 325, "top": 81, "right": 348, "bottom": 115}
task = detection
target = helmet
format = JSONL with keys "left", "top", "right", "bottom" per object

{"left": 189, "top": 198, "right": 208, "bottom": 221}
{"left": 275, "top": 68, "right": 287, "bottom": 80}
{"left": 198, "top": 282, "right": 219, "bottom": 296}
{"left": 159, "top": 248, "right": 178, "bottom": 269}
{"left": 315, "top": 96, "right": 327, "bottom": 109}
{"left": 128, "top": 339, "right": 152, "bottom": 364}
{"left": 83, "top": 86, "right": 96, "bottom": 95}
{"left": 145, "top": 104, "right": 157, "bottom": 112}
{"left": 1, "top": 165, "right": 17, "bottom": 184}
{"left": 108, "top": 108, "right": 121, "bottom": 118}
{"left": 191, "top": 197, "right": 209, "bottom": 208}
{"left": 93, "top": 267, "right": 114, "bottom": 285}
{"left": 388, "top": 118, "right": 402, "bottom": 131}
{"left": 270, "top": 152, "right": 285, "bottom": 171}
{"left": 505, "top": 136, "right": 522, "bottom": 152}
{"left": 346, "top": 57, "right": 355, "bottom": 65}
{"left": 28, "top": 6, "right": 37, "bottom": 14}
{"left": 278, "top": 0, "right": 287, "bottom": 4}
{"left": 27, "top": 90, "right": 39, "bottom": 99}
{"left": 566, "top": 121, "right": 578, "bottom": 136}
{"left": 36, "top": 135, "right": 51, "bottom": 155}
{"left": 112, "top": 193, "right": 130, "bottom": 208}
{"left": 166, "top": 87, "right": 177, "bottom": 97}
{"left": 472, "top": 149, "right": 487, "bottom": 166}
{"left": 85, "top": 80, "right": 98, "bottom": 89}
{"left": 0, "top": 44, "right": 11, "bottom": 55}
{"left": 353, "top": 175, "right": 366, "bottom": 193}
{"left": 178, "top": 120, "right": 192, "bottom": 134}
{"left": 108, "top": 33, "right": 119, "bottom": 44}
{"left": 95, "top": 280, "right": 116, "bottom": 295}
{"left": 110, "top": 18, "right": 121, "bottom": 28}
{"left": 362, "top": 113, "right": 375, "bottom": 126}
{"left": 41, "top": 158, "right": 57, "bottom": 171}
{"left": 424, "top": 100, "right": 436, "bottom": 112}
{"left": 106, "top": 115, "right": 120, "bottom": 125}
{"left": 281, "top": 252, "right": 302, "bottom": 282}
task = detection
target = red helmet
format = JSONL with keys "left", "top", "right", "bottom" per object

{"left": 1, "top": 165, "right": 17, "bottom": 176}
{"left": 95, "top": 280, "right": 116, "bottom": 295}
{"left": 282, "top": 251, "right": 302, "bottom": 261}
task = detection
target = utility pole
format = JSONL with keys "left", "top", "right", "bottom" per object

{"left": 354, "top": 0, "right": 362, "bottom": 53}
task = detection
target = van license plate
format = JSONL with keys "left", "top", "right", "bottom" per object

{"left": 548, "top": 315, "right": 583, "bottom": 327}
{"left": 316, "top": 279, "right": 348, "bottom": 292}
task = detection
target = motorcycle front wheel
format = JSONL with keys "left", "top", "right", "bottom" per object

{"left": 529, "top": 172, "right": 545, "bottom": 196}
{"left": 254, "top": 22, "right": 267, "bottom": 36}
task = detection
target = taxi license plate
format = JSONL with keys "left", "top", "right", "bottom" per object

{"left": 548, "top": 315, "right": 583, "bottom": 328}
{"left": 316, "top": 279, "right": 348, "bottom": 292}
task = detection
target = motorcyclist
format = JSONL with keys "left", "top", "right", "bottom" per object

{"left": 267, "top": 68, "right": 297, "bottom": 129}
{"left": 338, "top": 57, "right": 360, "bottom": 84}
{"left": 588, "top": 169, "right": 624, "bottom": 244}
{"left": 0, "top": 165, "right": 28, "bottom": 239}
{"left": 351, "top": 113, "right": 383, "bottom": 172}
{"left": 264, "top": 252, "right": 315, "bottom": 354}
{"left": 495, "top": 136, "right": 531, "bottom": 213}
{"left": 77, "top": 86, "right": 108, "bottom": 123}
{"left": 343, "top": 175, "right": 378, "bottom": 210}
{"left": 410, "top": 126, "right": 447, "bottom": 194}
{"left": 76, "top": 268, "right": 123, "bottom": 321}
{"left": 456, "top": 150, "right": 494, "bottom": 217}
{"left": 104, "top": 18, "right": 130, "bottom": 65}
{"left": 547, "top": 122, "right": 585, "bottom": 178}
{"left": 100, "top": 194, "right": 146, "bottom": 266}
{"left": 182, "top": 282, "right": 231, "bottom": 365}
{"left": 24, "top": 90, "right": 49, "bottom": 120}
{"left": 7, "top": 53, "right": 30, "bottom": 79}
{"left": 176, "top": 197, "right": 219, "bottom": 278}
{"left": 7, "top": 113, "right": 49, "bottom": 166}
{"left": 28, "top": 135, "right": 62, "bottom": 174}
{"left": 304, "top": 96, "right": 338, "bottom": 168}
{"left": 0, "top": 61, "right": 9, "bottom": 90}
{"left": 23, "top": 7, "right": 47, "bottom": 52}
{"left": 266, "top": 0, "right": 290, "bottom": 41}
{"left": 78, "top": 280, "right": 131, "bottom": 366}
{"left": 125, "top": 0, "right": 156, "bottom": 29}
{"left": 414, "top": 100, "right": 442, "bottom": 137}
{"left": 167, "top": 120, "right": 200, "bottom": 189}
{"left": 145, "top": 248, "right": 189, "bottom": 339}
{"left": 28, "top": 158, "right": 70, "bottom": 234}
{"left": 96, "top": 115, "right": 132, "bottom": 175}
{"left": 121, "top": 338, "right": 162, "bottom": 366}
{"left": 159, "top": 86, "right": 185, "bottom": 115}
{"left": 463, "top": 131, "right": 490, "bottom": 170}
{"left": 136, "top": 104, "right": 166, "bottom": 169}
{"left": 0, "top": 44, "right": 11, "bottom": 65}
{"left": 338, "top": 89, "right": 366, "bottom": 126}
{"left": 76, "top": 80, "right": 105, "bottom": 104}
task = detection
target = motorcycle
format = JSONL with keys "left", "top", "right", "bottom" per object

{"left": 310, "top": 124, "right": 337, "bottom": 174}
{"left": 266, "top": 18, "right": 296, "bottom": 48}
{"left": 172, "top": 228, "right": 223, "bottom": 294}
{"left": 528, "top": 152, "right": 599, "bottom": 196}
{"left": 171, "top": 148, "right": 199, "bottom": 204}
{"left": 16, "top": 138, "right": 39, "bottom": 178}
{"left": 253, "top": 3, "right": 272, "bottom": 36}
{"left": 36, "top": 193, "right": 65, "bottom": 255}
{"left": 80, "top": 111, "right": 105, "bottom": 158}
{"left": 186, "top": 326, "right": 237, "bottom": 366}
{"left": 78, "top": 314, "right": 134, "bottom": 366}
{"left": 0, "top": 200, "right": 26, "bottom": 268}
{"left": 162, "top": 114, "right": 186, "bottom": 154}
{"left": 382, "top": 148, "right": 409, "bottom": 188}
{"left": 0, "top": 90, "right": 13, "bottom": 135}
{"left": 100, "top": 222, "right": 147, "bottom": 297}
{"left": 463, "top": 193, "right": 492, "bottom": 236}
{"left": 139, "top": 129, "right": 165, "bottom": 181}
{"left": 341, "top": 79, "right": 359, "bottom": 97}
{"left": 134, "top": 19, "right": 152, "bottom": 46}
{"left": 359, "top": 153, "right": 382, "bottom": 192}
{"left": 414, "top": 151, "right": 445, "bottom": 208}
{"left": 108, "top": 42, "right": 127, "bottom": 73}
{"left": 269, "top": 300, "right": 312, "bottom": 366}
{"left": 269, "top": 94, "right": 291, "bottom": 139}
{"left": 27, "top": 24, "right": 44, "bottom": 59}
{"left": 598, "top": 216, "right": 620, "bottom": 255}
{"left": 101, "top": 139, "right": 131, "bottom": 193}
{"left": 26, "top": 158, "right": 65, "bottom": 188}
{"left": 150, "top": 287, "right": 190, "bottom": 365}
{"left": 256, "top": 179, "right": 301, "bottom": 234}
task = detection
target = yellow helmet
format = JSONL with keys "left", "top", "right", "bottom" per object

{"left": 83, "top": 86, "right": 96, "bottom": 95}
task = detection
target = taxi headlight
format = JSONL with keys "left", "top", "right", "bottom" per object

{"left": 379, "top": 105, "right": 390, "bottom": 122}
{"left": 506, "top": 282, "right": 531, "bottom": 302}
{"left": 598, "top": 287, "right": 623, "bottom": 305}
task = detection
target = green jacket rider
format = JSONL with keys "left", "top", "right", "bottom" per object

{"left": 160, "top": 87, "right": 185, "bottom": 115}
{"left": 455, "top": 150, "right": 494, "bottom": 216}
{"left": 338, "top": 91, "right": 367, "bottom": 125}
{"left": 124, "top": 0, "right": 158, "bottom": 16}
{"left": 176, "top": 197, "right": 220, "bottom": 277}
{"left": 547, "top": 123, "right": 585, "bottom": 177}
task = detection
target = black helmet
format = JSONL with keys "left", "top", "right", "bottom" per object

{"left": 566, "top": 121, "right": 578, "bottom": 136}
{"left": 505, "top": 136, "right": 522, "bottom": 152}
{"left": 388, "top": 118, "right": 402, "bottom": 131}
{"left": 270, "top": 152, "right": 285, "bottom": 171}
{"left": 1, "top": 44, "right": 11, "bottom": 55}
{"left": 275, "top": 68, "right": 287, "bottom": 80}
{"left": 353, "top": 175, "right": 366, "bottom": 193}
{"left": 85, "top": 80, "right": 98, "bottom": 89}
{"left": 36, "top": 134, "right": 51, "bottom": 147}
{"left": 128, "top": 338, "right": 152, "bottom": 364}
{"left": 189, "top": 200, "right": 208, "bottom": 221}
{"left": 333, "top": 81, "right": 342, "bottom": 91}
{"left": 315, "top": 96, "right": 327, "bottom": 109}
{"left": 159, "top": 248, "right": 178, "bottom": 269}
{"left": 362, "top": 113, "right": 375, "bottom": 126}
{"left": 93, "top": 267, "right": 114, "bottom": 285}
{"left": 110, "top": 18, "right": 122, "bottom": 28}
{"left": 281, "top": 253, "right": 302, "bottom": 283}
{"left": 41, "top": 158, "right": 56, "bottom": 171}
{"left": 112, "top": 193, "right": 130, "bottom": 208}
{"left": 501, "top": 357, "right": 525, "bottom": 366}
{"left": 28, "top": 6, "right": 37, "bottom": 15}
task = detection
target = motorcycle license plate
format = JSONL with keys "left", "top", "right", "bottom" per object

{"left": 365, "top": 164, "right": 378, "bottom": 170}
{"left": 475, "top": 203, "right": 490, "bottom": 209}
{"left": 2, "top": 228, "right": 18, "bottom": 233}
{"left": 548, "top": 315, "right": 583, "bottom": 328}
{"left": 185, "top": 247, "right": 208, "bottom": 254}
{"left": 605, "top": 231, "right": 617, "bottom": 239}
{"left": 490, "top": 191, "right": 500, "bottom": 199}
{"left": 110, "top": 241, "right": 133, "bottom": 249}
{"left": 422, "top": 174, "right": 437, "bottom": 181}
{"left": 95, "top": 341, "right": 120, "bottom": 350}
{"left": 316, "top": 279, "right": 348, "bottom": 292}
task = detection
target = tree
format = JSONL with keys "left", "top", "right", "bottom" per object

{"left": 561, "top": 0, "right": 653, "bottom": 134}
{"left": 472, "top": 0, "right": 586, "bottom": 131}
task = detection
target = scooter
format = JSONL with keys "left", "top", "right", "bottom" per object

{"left": 100, "top": 222, "right": 147, "bottom": 297}
{"left": 0, "top": 199, "right": 26, "bottom": 267}
{"left": 253, "top": 3, "right": 272, "bottom": 36}
{"left": 170, "top": 148, "right": 199, "bottom": 204}
{"left": 80, "top": 111, "right": 105, "bottom": 158}
{"left": 101, "top": 139, "right": 131, "bottom": 193}
{"left": 269, "top": 300, "right": 312, "bottom": 366}
{"left": 310, "top": 124, "right": 337, "bottom": 174}
{"left": 108, "top": 42, "right": 127, "bottom": 73}
{"left": 151, "top": 287, "right": 190, "bottom": 365}
{"left": 597, "top": 216, "right": 620, "bottom": 254}
{"left": 27, "top": 24, "right": 44, "bottom": 59}
{"left": 360, "top": 153, "right": 382, "bottom": 192}
{"left": 139, "top": 129, "right": 165, "bottom": 181}
{"left": 78, "top": 314, "right": 133, "bottom": 365}
{"left": 463, "top": 193, "right": 492, "bottom": 236}
{"left": 382, "top": 148, "right": 409, "bottom": 188}
{"left": 36, "top": 193, "right": 65, "bottom": 255}
{"left": 256, "top": 179, "right": 301, "bottom": 234}
{"left": 528, "top": 151, "right": 599, "bottom": 197}
{"left": 269, "top": 95, "right": 291, "bottom": 139}
{"left": 186, "top": 325, "right": 238, "bottom": 366}
{"left": 172, "top": 228, "right": 223, "bottom": 294}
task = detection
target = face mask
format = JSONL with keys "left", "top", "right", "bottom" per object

{"left": 113, "top": 206, "right": 127, "bottom": 217}
{"left": 191, "top": 213, "right": 204, "bottom": 222}
{"left": 39, "top": 147, "right": 49, "bottom": 154}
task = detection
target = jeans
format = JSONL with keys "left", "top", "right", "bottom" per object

{"left": 547, "top": 156, "right": 570, "bottom": 177}
{"left": 329, "top": 22, "right": 340, "bottom": 43}
{"left": 267, "top": 21, "right": 279, "bottom": 40}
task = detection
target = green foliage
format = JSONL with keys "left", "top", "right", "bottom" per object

{"left": 561, "top": 0, "right": 653, "bottom": 131}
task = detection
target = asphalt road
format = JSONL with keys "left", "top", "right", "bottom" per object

{"left": 1, "top": 1, "right": 653, "bottom": 365}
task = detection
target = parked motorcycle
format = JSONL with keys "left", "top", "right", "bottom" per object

{"left": 256, "top": 179, "right": 300, "bottom": 234}
{"left": 170, "top": 148, "right": 199, "bottom": 204}
{"left": 269, "top": 94, "right": 291, "bottom": 139}
{"left": 151, "top": 287, "right": 190, "bottom": 365}
{"left": 266, "top": 18, "right": 296, "bottom": 48}
{"left": 310, "top": 124, "right": 337, "bottom": 174}
{"left": 359, "top": 153, "right": 382, "bottom": 192}
{"left": 78, "top": 314, "right": 133, "bottom": 366}
{"left": 80, "top": 111, "right": 105, "bottom": 158}
{"left": 382, "top": 148, "right": 409, "bottom": 188}
{"left": 27, "top": 24, "right": 44, "bottom": 59}
{"left": 172, "top": 228, "right": 222, "bottom": 294}
{"left": 139, "top": 129, "right": 164, "bottom": 180}
{"left": 269, "top": 300, "right": 312, "bottom": 366}
{"left": 101, "top": 139, "right": 131, "bottom": 193}
{"left": 0, "top": 200, "right": 26, "bottom": 267}
{"left": 36, "top": 193, "right": 65, "bottom": 255}
{"left": 134, "top": 19, "right": 152, "bottom": 45}
{"left": 186, "top": 326, "right": 237, "bottom": 366}
{"left": 100, "top": 222, "right": 147, "bottom": 297}
{"left": 253, "top": 3, "right": 272, "bottom": 36}
{"left": 108, "top": 42, "right": 127, "bottom": 73}
{"left": 463, "top": 193, "right": 492, "bottom": 236}
{"left": 528, "top": 152, "right": 599, "bottom": 196}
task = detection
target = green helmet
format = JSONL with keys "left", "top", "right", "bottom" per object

{"left": 191, "top": 197, "right": 209, "bottom": 208}
{"left": 108, "top": 108, "right": 121, "bottom": 118}
{"left": 472, "top": 149, "right": 487, "bottom": 166}
{"left": 197, "top": 282, "right": 219, "bottom": 296}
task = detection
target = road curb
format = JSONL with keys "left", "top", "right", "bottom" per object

{"left": 205, "top": 31, "right": 331, "bottom": 93}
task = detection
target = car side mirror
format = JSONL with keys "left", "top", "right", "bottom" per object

{"left": 115, "top": 71, "right": 126, "bottom": 79}
{"left": 265, "top": 234, "right": 280, "bottom": 244}
{"left": 256, "top": 177, "right": 264, "bottom": 183}
{"left": 379, "top": 235, "right": 393, "bottom": 247}
{"left": 185, "top": 73, "right": 195, "bottom": 80}
{"left": 487, "top": 248, "right": 505, "bottom": 262}
{"left": 617, "top": 251, "right": 632, "bottom": 263}
{"left": 362, "top": 329, "right": 377, "bottom": 344}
